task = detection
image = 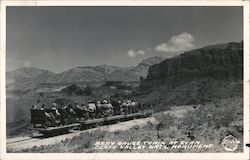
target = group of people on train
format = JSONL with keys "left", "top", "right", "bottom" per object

{"left": 31, "top": 99, "right": 145, "bottom": 126}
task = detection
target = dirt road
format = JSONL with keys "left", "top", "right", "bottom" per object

{"left": 7, "top": 105, "right": 194, "bottom": 151}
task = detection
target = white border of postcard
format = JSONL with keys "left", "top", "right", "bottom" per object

{"left": 0, "top": 0, "right": 249, "bottom": 160}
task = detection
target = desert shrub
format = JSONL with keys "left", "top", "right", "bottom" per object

{"left": 116, "top": 85, "right": 132, "bottom": 90}
{"left": 111, "top": 93, "right": 123, "bottom": 99}
{"left": 84, "top": 85, "right": 93, "bottom": 96}
{"left": 13, "top": 129, "right": 107, "bottom": 153}
{"left": 38, "top": 92, "right": 44, "bottom": 97}
{"left": 155, "top": 113, "right": 176, "bottom": 130}
{"left": 103, "top": 81, "right": 122, "bottom": 86}
{"left": 181, "top": 97, "right": 243, "bottom": 133}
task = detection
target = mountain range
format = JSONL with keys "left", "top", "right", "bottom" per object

{"left": 6, "top": 56, "right": 166, "bottom": 89}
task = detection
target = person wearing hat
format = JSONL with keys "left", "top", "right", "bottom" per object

{"left": 102, "top": 100, "right": 108, "bottom": 104}
{"left": 111, "top": 100, "right": 120, "bottom": 116}
{"left": 107, "top": 101, "right": 113, "bottom": 116}
{"left": 96, "top": 101, "right": 102, "bottom": 118}
{"left": 87, "top": 101, "right": 96, "bottom": 119}
{"left": 52, "top": 103, "right": 57, "bottom": 109}
{"left": 80, "top": 103, "right": 89, "bottom": 120}
{"left": 66, "top": 104, "right": 76, "bottom": 123}
{"left": 126, "top": 100, "right": 132, "bottom": 114}
{"left": 101, "top": 100, "right": 110, "bottom": 117}
{"left": 131, "top": 100, "right": 137, "bottom": 113}
{"left": 51, "top": 102, "right": 61, "bottom": 125}
{"left": 40, "top": 104, "right": 53, "bottom": 126}
{"left": 52, "top": 103, "right": 60, "bottom": 115}
{"left": 121, "top": 101, "right": 128, "bottom": 115}
{"left": 88, "top": 101, "right": 96, "bottom": 111}
{"left": 60, "top": 105, "right": 69, "bottom": 125}
{"left": 68, "top": 104, "right": 76, "bottom": 116}
{"left": 74, "top": 101, "right": 82, "bottom": 119}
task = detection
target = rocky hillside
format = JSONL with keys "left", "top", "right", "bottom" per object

{"left": 54, "top": 65, "right": 121, "bottom": 83}
{"left": 6, "top": 56, "right": 165, "bottom": 90}
{"left": 140, "top": 41, "right": 243, "bottom": 90}
{"left": 51, "top": 56, "right": 165, "bottom": 82}
{"left": 106, "top": 56, "right": 165, "bottom": 81}
{"left": 6, "top": 67, "right": 55, "bottom": 85}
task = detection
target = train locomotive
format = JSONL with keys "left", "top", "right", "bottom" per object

{"left": 30, "top": 100, "right": 152, "bottom": 136}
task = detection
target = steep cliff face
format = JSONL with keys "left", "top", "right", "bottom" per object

{"left": 140, "top": 41, "right": 243, "bottom": 90}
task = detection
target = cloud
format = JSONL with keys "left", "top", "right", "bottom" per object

{"left": 155, "top": 32, "right": 195, "bottom": 53}
{"left": 127, "top": 50, "right": 145, "bottom": 57}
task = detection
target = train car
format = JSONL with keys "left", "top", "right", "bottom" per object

{"left": 31, "top": 109, "right": 81, "bottom": 136}
{"left": 30, "top": 103, "right": 152, "bottom": 136}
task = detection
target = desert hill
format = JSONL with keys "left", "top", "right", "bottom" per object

{"left": 6, "top": 56, "right": 165, "bottom": 91}
{"left": 136, "top": 41, "right": 243, "bottom": 111}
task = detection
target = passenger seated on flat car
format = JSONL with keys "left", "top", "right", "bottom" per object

{"left": 40, "top": 104, "right": 55, "bottom": 126}
{"left": 74, "top": 102, "right": 81, "bottom": 118}
{"left": 101, "top": 100, "right": 109, "bottom": 117}
{"left": 74, "top": 102, "right": 89, "bottom": 120}
{"left": 80, "top": 103, "right": 89, "bottom": 120}
{"left": 60, "top": 106, "right": 70, "bottom": 125}
{"left": 107, "top": 102, "right": 114, "bottom": 116}
{"left": 88, "top": 101, "right": 96, "bottom": 119}
{"left": 64, "top": 104, "right": 76, "bottom": 124}
{"left": 131, "top": 101, "right": 137, "bottom": 113}
{"left": 88, "top": 101, "right": 96, "bottom": 111}
{"left": 68, "top": 104, "right": 76, "bottom": 116}
{"left": 80, "top": 103, "right": 87, "bottom": 111}
{"left": 122, "top": 101, "right": 128, "bottom": 115}
{"left": 111, "top": 100, "right": 121, "bottom": 115}
{"left": 51, "top": 103, "right": 61, "bottom": 125}
{"left": 96, "top": 101, "right": 102, "bottom": 118}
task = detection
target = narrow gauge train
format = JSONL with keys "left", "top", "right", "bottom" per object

{"left": 30, "top": 100, "right": 152, "bottom": 136}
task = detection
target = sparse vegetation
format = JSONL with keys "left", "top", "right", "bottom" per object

{"left": 8, "top": 97, "right": 243, "bottom": 153}
{"left": 38, "top": 92, "right": 44, "bottom": 97}
{"left": 83, "top": 85, "right": 93, "bottom": 96}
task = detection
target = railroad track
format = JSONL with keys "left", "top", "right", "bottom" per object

{"left": 6, "top": 116, "right": 155, "bottom": 151}
{"left": 7, "top": 137, "right": 43, "bottom": 150}
{"left": 6, "top": 114, "right": 144, "bottom": 148}
{"left": 6, "top": 106, "right": 194, "bottom": 151}
{"left": 7, "top": 137, "right": 33, "bottom": 144}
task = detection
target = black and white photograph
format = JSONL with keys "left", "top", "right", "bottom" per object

{"left": 0, "top": 0, "right": 249, "bottom": 159}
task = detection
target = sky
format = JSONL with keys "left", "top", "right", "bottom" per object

{"left": 6, "top": 6, "right": 243, "bottom": 73}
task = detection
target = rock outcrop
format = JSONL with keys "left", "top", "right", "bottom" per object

{"left": 140, "top": 41, "right": 243, "bottom": 90}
